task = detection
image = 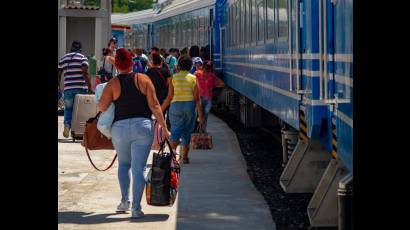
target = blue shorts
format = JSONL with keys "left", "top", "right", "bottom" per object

{"left": 169, "top": 101, "right": 196, "bottom": 147}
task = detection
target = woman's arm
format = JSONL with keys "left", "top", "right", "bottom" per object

{"left": 161, "top": 78, "right": 174, "bottom": 111}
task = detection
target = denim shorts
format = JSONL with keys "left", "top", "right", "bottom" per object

{"left": 168, "top": 101, "right": 196, "bottom": 147}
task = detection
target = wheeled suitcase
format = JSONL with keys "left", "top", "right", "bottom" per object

{"left": 71, "top": 94, "right": 98, "bottom": 142}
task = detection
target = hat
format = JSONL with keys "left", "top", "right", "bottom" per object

{"left": 193, "top": 57, "right": 203, "bottom": 65}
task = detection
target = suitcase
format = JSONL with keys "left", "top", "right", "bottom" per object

{"left": 71, "top": 94, "right": 98, "bottom": 142}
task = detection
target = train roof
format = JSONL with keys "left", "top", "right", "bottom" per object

{"left": 111, "top": 9, "right": 156, "bottom": 25}
{"left": 111, "top": 0, "right": 215, "bottom": 26}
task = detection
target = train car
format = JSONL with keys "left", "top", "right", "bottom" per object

{"left": 151, "top": 0, "right": 214, "bottom": 53}
{"left": 215, "top": 0, "right": 353, "bottom": 228}
{"left": 112, "top": 0, "right": 353, "bottom": 228}
{"left": 112, "top": 9, "right": 156, "bottom": 50}
{"left": 117, "top": 0, "right": 215, "bottom": 54}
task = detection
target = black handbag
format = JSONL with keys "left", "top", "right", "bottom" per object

{"left": 145, "top": 139, "right": 180, "bottom": 206}
{"left": 97, "top": 57, "right": 114, "bottom": 83}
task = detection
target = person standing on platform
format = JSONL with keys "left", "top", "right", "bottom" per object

{"left": 162, "top": 55, "right": 204, "bottom": 164}
{"left": 58, "top": 41, "right": 91, "bottom": 138}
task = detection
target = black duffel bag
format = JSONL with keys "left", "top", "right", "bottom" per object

{"left": 145, "top": 139, "right": 180, "bottom": 206}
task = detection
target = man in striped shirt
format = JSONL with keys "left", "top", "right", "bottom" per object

{"left": 58, "top": 41, "right": 91, "bottom": 138}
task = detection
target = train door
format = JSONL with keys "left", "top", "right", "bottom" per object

{"left": 326, "top": 0, "right": 353, "bottom": 171}
{"left": 290, "top": 0, "right": 303, "bottom": 95}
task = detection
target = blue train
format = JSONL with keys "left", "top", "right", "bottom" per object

{"left": 119, "top": 0, "right": 353, "bottom": 228}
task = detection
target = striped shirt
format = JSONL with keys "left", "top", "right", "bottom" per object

{"left": 171, "top": 71, "right": 197, "bottom": 103}
{"left": 58, "top": 52, "right": 89, "bottom": 91}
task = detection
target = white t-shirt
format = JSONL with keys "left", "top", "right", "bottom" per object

{"left": 98, "top": 56, "right": 117, "bottom": 76}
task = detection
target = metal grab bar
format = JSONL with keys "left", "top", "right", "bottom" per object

{"left": 288, "top": 0, "right": 293, "bottom": 91}
{"left": 319, "top": 0, "right": 323, "bottom": 100}
{"left": 324, "top": 0, "right": 329, "bottom": 100}
{"left": 296, "top": 0, "right": 301, "bottom": 92}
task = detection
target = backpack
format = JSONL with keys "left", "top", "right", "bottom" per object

{"left": 133, "top": 57, "right": 144, "bottom": 73}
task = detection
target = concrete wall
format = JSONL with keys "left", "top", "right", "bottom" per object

{"left": 66, "top": 17, "right": 96, "bottom": 56}
{"left": 58, "top": 0, "right": 112, "bottom": 59}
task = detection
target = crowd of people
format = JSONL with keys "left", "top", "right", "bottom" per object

{"left": 58, "top": 38, "right": 224, "bottom": 219}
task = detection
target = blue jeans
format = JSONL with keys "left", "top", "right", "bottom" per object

{"left": 63, "top": 89, "right": 87, "bottom": 127}
{"left": 201, "top": 97, "right": 212, "bottom": 131}
{"left": 111, "top": 117, "right": 153, "bottom": 212}
{"left": 169, "top": 101, "right": 196, "bottom": 147}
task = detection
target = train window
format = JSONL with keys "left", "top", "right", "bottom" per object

{"left": 162, "top": 26, "right": 165, "bottom": 48}
{"left": 192, "top": 18, "right": 197, "bottom": 47}
{"left": 228, "top": 7, "right": 231, "bottom": 47}
{"left": 203, "top": 16, "right": 207, "bottom": 46}
{"left": 277, "top": 0, "right": 288, "bottom": 43}
{"left": 168, "top": 24, "right": 172, "bottom": 48}
{"left": 236, "top": 2, "right": 239, "bottom": 47}
{"left": 176, "top": 22, "right": 180, "bottom": 48}
{"left": 171, "top": 23, "right": 176, "bottom": 48}
{"left": 231, "top": 4, "right": 235, "bottom": 47}
{"left": 243, "top": 0, "right": 247, "bottom": 46}
{"left": 163, "top": 25, "right": 166, "bottom": 48}
{"left": 237, "top": 2, "right": 241, "bottom": 47}
{"left": 199, "top": 17, "right": 204, "bottom": 47}
{"left": 232, "top": 4, "right": 236, "bottom": 47}
{"left": 252, "top": 0, "right": 257, "bottom": 45}
{"left": 267, "top": 0, "right": 275, "bottom": 42}
{"left": 187, "top": 21, "right": 192, "bottom": 47}
{"left": 232, "top": 5, "right": 235, "bottom": 47}
{"left": 257, "top": 0, "right": 265, "bottom": 44}
{"left": 184, "top": 20, "right": 188, "bottom": 47}
{"left": 246, "top": 0, "right": 251, "bottom": 46}
{"left": 240, "top": 0, "right": 246, "bottom": 46}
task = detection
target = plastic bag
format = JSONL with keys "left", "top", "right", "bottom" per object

{"left": 94, "top": 83, "right": 115, "bottom": 139}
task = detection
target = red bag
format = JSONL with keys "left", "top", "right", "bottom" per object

{"left": 190, "top": 125, "right": 213, "bottom": 150}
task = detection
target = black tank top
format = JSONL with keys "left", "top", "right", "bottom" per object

{"left": 113, "top": 73, "right": 152, "bottom": 122}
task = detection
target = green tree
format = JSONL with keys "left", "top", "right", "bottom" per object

{"left": 83, "top": 0, "right": 100, "bottom": 7}
{"left": 113, "top": 0, "right": 153, "bottom": 13}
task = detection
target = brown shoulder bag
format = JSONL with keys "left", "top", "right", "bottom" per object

{"left": 82, "top": 112, "right": 117, "bottom": 171}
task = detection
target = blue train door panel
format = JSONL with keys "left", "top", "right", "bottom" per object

{"left": 331, "top": 0, "right": 353, "bottom": 172}
{"left": 298, "top": 0, "right": 329, "bottom": 141}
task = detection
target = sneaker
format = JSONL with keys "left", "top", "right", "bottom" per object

{"left": 131, "top": 210, "right": 145, "bottom": 219}
{"left": 63, "top": 125, "right": 70, "bottom": 138}
{"left": 116, "top": 201, "right": 130, "bottom": 213}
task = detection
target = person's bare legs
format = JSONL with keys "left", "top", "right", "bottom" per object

{"left": 171, "top": 140, "right": 181, "bottom": 161}
{"left": 181, "top": 145, "right": 190, "bottom": 163}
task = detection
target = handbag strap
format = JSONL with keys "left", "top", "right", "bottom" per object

{"left": 158, "top": 139, "right": 176, "bottom": 158}
{"left": 85, "top": 148, "right": 117, "bottom": 171}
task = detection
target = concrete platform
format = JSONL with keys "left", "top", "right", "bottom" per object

{"left": 58, "top": 114, "right": 276, "bottom": 230}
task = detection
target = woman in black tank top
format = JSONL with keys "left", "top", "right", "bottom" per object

{"left": 98, "top": 48, "right": 170, "bottom": 219}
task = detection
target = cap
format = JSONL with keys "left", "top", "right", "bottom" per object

{"left": 193, "top": 57, "right": 203, "bottom": 65}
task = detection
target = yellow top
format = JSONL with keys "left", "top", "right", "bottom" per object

{"left": 171, "top": 71, "right": 197, "bottom": 102}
